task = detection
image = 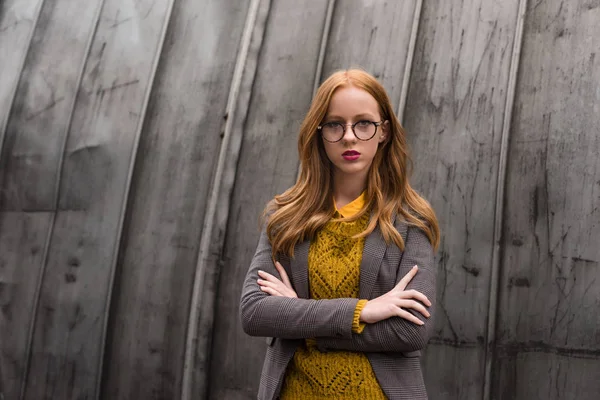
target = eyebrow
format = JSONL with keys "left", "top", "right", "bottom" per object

{"left": 324, "top": 113, "right": 377, "bottom": 121}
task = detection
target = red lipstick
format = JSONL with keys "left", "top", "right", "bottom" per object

{"left": 342, "top": 150, "right": 360, "bottom": 161}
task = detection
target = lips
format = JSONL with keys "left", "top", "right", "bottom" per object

{"left": 342, "top": 150, "right": 360, "bottom": 161}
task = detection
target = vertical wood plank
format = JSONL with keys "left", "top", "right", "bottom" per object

{"left": 0, "top": 212, "right": 50, "bottom": 399}
{"left": 0, "top": 7, "right": 47, "bottom": 400}
{"left": 402, "top": 1, "right": 521, "bottom": 398}
{"left": 321, "top": 0, "right": 418, "bottom": 111}
{"left": 99, "top": 1, "right": 251, "bottom": 399}
{"left": 0, "top": 0, "right": 44, "bottom": 161}
{"left": 21, "top": 1, "right": 173, "bottom": 399}
{"left": 0, "top": 0, "right": 102, "bottom": 210}
{"left": 0, "top": 1, "right": 103, "bottom": 398}
{"left": 496, "top": 1, "right": 600, "bottom": 398}
{"left": 483, "top": 1, "right": 527, "bottom": 398}
{"left": 183, "top": 1, "right": 267, "bottom": 399}
{"left": 208, "top": 0, "right": 332, "bottom": 398}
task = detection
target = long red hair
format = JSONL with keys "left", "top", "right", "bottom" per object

{"left": 265, "top": 69, "right": 439, "bottom": 258}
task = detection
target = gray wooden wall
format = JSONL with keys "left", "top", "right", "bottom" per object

{"left": 0, "top": 0, "right": 598, "bottom": 399}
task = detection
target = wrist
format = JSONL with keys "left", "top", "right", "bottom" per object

{"left": 358, "top": 299, "right": 369, "bottom": 322}
{"left": 354, "top": 299, "right": 369, "bottom": 332}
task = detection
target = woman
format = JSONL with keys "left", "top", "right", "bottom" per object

{"left": 240, "top": 69, "right": 440, "bottom": 399}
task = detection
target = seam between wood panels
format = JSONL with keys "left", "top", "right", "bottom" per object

{"left": 312, "top": 0, "right": 336, "bottom": 98}
{"left": 483, "top": 1, "right": 528, "bottom": 399}
{"left": 0, "top": 0, "right": 45, "bottom": 171}
{"left": 180, "top": 0, "right": 265, "bottom": 399}
{"left": 94, "top": 0, "right": 176, "bottom": 398}
{"left": 19, "top": 1, "right": 106, "bottom": 399}
{"left": 295, "top": 0, "right": 335, "bottom": 182}
{"left": 397, "top": 0, "right": 422, "bottom": 122}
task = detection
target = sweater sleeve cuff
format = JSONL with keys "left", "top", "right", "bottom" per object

{"left": 352, "top": 299, "right": 368, "bottom": 334}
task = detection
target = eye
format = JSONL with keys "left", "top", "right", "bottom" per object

{"left": 355, "top": 120, "right": 372, "bottom": 127}
{"left": 322, "top": 122, "right": 342, "bottom": 129}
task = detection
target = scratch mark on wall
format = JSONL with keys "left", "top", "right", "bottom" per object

{"left": 24, "top": 97, "right": 65, "bottom": 121}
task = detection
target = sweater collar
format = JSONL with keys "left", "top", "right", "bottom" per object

{"left": 335, "top": 191, "right": 366, "bottom": 218}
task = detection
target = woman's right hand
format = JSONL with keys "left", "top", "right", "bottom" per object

{"left": 360, "top": 265, "right": 431, "bottom": 325}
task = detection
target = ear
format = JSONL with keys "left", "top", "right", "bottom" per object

{"left": 378, "top": 120, "right": 390, "bottom": 143}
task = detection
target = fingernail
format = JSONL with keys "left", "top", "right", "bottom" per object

{"left": 419, "top": 320, "right": 425, "bottom": 325}
{"left": 257, "top": 279, "right": 262, "bottom": 284}
{"left": 258, "top": 270, "right": 264, "bottom": 274}
{"left": 413, "top": 265, "right": 418, "bottom": 269}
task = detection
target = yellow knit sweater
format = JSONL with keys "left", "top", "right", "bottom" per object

{"left": 280, "top": 194, "right": 386, "bottom": 399}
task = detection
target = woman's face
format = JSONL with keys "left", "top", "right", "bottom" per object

{"left": 321, "top": 85, "right": 388, "bottom": 184}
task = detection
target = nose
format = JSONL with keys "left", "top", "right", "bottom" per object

{"left": 341, "top": 123, "right": 356, "bottom": 142}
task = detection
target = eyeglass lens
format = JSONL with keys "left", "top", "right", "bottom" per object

{"left": 321, "top": 121, "right": 377, "bottom": 142}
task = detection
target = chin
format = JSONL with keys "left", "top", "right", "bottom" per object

{"left": 335, "top": 164, "right": 368, "bottom": 177}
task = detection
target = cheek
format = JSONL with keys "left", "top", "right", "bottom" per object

{"left": 322, "top": 142, "right": 336, "bottom": 162}
{"left": 366, "top": 141, "right": 381, "bottom": 157}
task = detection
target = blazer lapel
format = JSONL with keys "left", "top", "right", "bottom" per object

{"left": 359, "top": 214, "right": 409, "bottom": 299}
{"left": 359, "top": 223, "right": 387, "bottom": 299}
{"left": 290, "top": 240, "right": 310, "bottom": 299}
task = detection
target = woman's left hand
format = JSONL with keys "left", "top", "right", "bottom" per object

{"left": 257, "top": 262, "right": 298, "bottom": 298}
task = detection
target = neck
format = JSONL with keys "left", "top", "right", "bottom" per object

{"left": 332, "top": 170, "right": 367, "bottom": 209}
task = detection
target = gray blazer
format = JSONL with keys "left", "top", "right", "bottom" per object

{"left": 240, "top": 217, "right": 436, "bottom": 400}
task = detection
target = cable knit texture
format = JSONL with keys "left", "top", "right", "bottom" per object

{"left": 280, "top": 194, "right": 386, "bottom": 399}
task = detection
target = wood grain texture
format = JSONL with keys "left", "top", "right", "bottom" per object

{"left": 0, "top": 4, "right": 46, "bottom": 399}
{"left": 183, "top": 1, "right": 267, "bottom": 399}
{"left": 0, "top": 0, "right": 44, "bottom": 164}
{"left": 0, "top": 1, "right": 103, "bottom": 398}
{"left": 321, "top": 0, "right": 418, "bottom": 111}
{"left": 495, "top": 353, "right": 600, "bottom": 400}
{"left": 0, "top": 212, "right": 51, "bottom": 400}
{"left": 483, "top": 1, "right": 527, "bottom": 398}
{"left": 99, "top": 1, "right": 250, "bottom": 399}
{"left": 20, "top": 1, "right": 172, "bottom": 399}
{"left": 495, "top": 1, "right": 600, "bottom": 398}
{"left": 402, "top": 1, "right": 521, "bottom": 398}
{"left": 422, "top": 342, "right": 483, "bottom": 399}
{"left": 0, "top": 0, "right": 101, "bottom": 211}
{"left": 207, "top": 0, "right": 332, "bottom": 398}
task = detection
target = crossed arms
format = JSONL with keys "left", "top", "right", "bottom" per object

{"left": 239, "top": 224, "right": 436, "bottom": 353}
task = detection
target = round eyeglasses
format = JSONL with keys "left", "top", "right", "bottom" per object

{"left": 317, "top": 120, "right": 384, "bottom": 143}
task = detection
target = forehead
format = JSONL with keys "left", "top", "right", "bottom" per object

{"left": 326, "top": 86, "right": 380, "bottom": 117}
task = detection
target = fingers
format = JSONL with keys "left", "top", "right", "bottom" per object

{"left": 396, "top": 298, "right": 430, "bottom": 318}
{"left": 396, "top": 265, "right": 418, "bottom": 291}
{"left": 259, "top": 285, "right": 283, "bottom": 297}
{"left": 274, "top": 262, "right": 293, "bottom": 288}
{"left": 396, "top": 308, "right": 425, "bottom": 325}
{"left": 399, "top": 289, "right": 432, "bottom": 307}
{"left": 257, "top": 270, "right": 280, "bottom": 283}
{"left": 257, "top": 270, "right": 297, "bottom": 298}
{"left": 257, "top": 278, "right": 290, "bottom": 297}
{"left": 257, "top": 275, "right": 286, "bottom": 292}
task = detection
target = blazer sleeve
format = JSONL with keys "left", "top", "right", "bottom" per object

{"left": 239, "top": 225, "right": 360, "bottom": 339}
{"left": 315, "top": 225, "right": 437, "bottom": 353}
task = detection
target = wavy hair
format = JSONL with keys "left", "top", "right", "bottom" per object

{"left": 265, "top": 69, "right": 439, "bottom": 259}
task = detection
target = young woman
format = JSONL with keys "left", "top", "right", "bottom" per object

{"left": 240, "top": 69, "right": 440, "bottom": 400}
